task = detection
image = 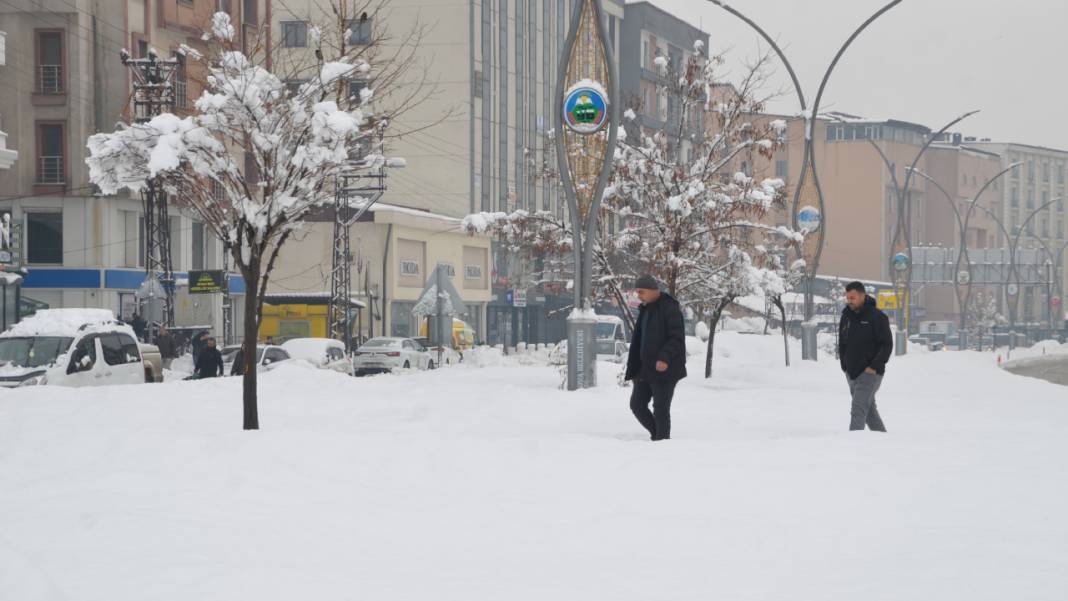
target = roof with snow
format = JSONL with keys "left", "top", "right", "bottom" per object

{"left": 2, "top": 308, "right": 134, "bottom": 338}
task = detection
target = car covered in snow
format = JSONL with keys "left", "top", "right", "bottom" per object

{"left": 281, "top": 338, "right": 353, "bottom": 374}
{"left": 0, "top": 308, "right": 161, "bottom": 388}
{"left": 412, "top": 337, "right": 461, "bottom": 366}
{"left": 221, "top": 344, "right": 291, "bottom": 375}
{"left": 352, "top": 337, "right": 435, "bottom": 376}
{"left": 594, "top": 315, "right": 629, "bottom": 362}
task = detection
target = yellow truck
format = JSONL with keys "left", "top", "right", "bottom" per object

{"left": 418, "top": 318, "right": 476, "bottom": 350}
{"left": 259, "top": 295, "right": 365, "bottom": 344}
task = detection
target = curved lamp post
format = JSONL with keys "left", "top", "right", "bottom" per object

{"left": 710, "top": 0, "right": 901, "bottom": 361}
{"left": 908, "top": 163, "right": 1017, "bottom": 336}
{"left": 1034, "top": 239, "right": 1068, "bottom": 328}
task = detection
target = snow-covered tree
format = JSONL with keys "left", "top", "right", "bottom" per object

{"left": 465, "top": 45, "right": 801, "bottom": 351}
{"left": 87, "top": 7, "right": 421, "bottom": 429}
{"left": 757, "top": 245, "right": 806, "bottom": 366}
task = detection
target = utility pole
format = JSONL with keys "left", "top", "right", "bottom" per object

{"left": 121, "top": 48, "right": 178, "bottom": 342}
{"left": 329, "top": 129, "right": 389, "bottom": 352}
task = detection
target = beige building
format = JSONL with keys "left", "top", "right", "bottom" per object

{"left": 269, "top": 204, "right": 492, "bottom": 341}
{"left": 0, "top": 0, "right": 262, "bottom": 333}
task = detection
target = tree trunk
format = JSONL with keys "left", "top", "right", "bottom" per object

{"left": 704, "top": 309, "right": 723, "bottom": 378}
{"left": 241, "top": 267, "right": 260, "bottom": 430}
{"left": 774, "top": 296, "right": 789, "bottom": 366}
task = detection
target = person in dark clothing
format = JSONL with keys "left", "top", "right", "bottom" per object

{"left": 191, "top": 331, "right": 209, "bottom": 366}
{"left": 838, "top": 281, "right": 894, "bottom": 432}
{"left": 230, "top": 348, "right": 245, "bottom": 376}
{"left": 130, "top": 313, "right": 147, "bottom": 342}
{"left": 155, "top": 326, "right": 179, "bottom": 369}
{"left": 194, "top": 337, "right": 225, "bottom": 378}
{"left": 624, "top": 275, "right": 687, "bottom": 441}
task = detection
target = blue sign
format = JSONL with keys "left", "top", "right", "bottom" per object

{"left": 892, "top": 253, "right": 910, "bottom": 272}
{"left": 797, "top": 205, "right": 821, "bottom": 233}
{"left": 563, "top": 86, "right": 608, "bottom": 134}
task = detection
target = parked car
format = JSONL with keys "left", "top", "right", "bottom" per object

{"left": 221, "top": 344, "right": 291, "bottom": 375}
{"left": 595, "top": 315, "right": 629, "bottom": 362}
{"left": 353, "top": 337, "right": 434, "bottom": 376}
{"left": 413, "top": 337, "right": 461, "bottom": 366}
{"left": 0, "top": 308, "right": 161, "bottom": 388}
{"left": 281, "top": 338, "right": 353, "bottom": 374}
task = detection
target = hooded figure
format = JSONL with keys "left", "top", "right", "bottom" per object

{"left": 624, "top": 275, "right": 687, "bottom": 440}
{"left": 838, "top": 281, "right": 893, "bottom": 431}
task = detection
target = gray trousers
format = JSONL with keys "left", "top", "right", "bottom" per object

{"left": 846, "top": 372, "right": 887, "bottom": 432}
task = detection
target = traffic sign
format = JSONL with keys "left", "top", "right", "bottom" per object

{"left": 513, "top": 289, "right": 527, "bottom": 308}
{"left": 1007, "top": 283, "right": 1019, "bottom": 296}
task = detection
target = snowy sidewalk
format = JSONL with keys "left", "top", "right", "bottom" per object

{"left": 1, "top": 333, "right": 1066, "bottom": 600}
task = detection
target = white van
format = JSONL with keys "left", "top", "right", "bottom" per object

{"left": 595, "top": 315, "right": 629, "bottom": 362}
{"left": 0, "top": 309, "right": 158, "bottom": 388}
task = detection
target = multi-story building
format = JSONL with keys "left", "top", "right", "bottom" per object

{"left": 267, "top": 0, "right": 625, "bottom": 346}
{"left": 965, "top": 140, "right": 1068, "bottom": 327}
{"left": 619, "top": 1, "right": 709, "bottom": 143}
{"left": 0, "top": 0, "right": 261, "bottom": 334}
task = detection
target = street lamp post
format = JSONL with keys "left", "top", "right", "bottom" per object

{"left": 710, "top": 0, "right": 901, "bottom": 361}
{"left": 908, "top": 163, "right": 1016, "bottom": 337}
{"left": 556, "top": 0, "right": 619, "bottom": 390}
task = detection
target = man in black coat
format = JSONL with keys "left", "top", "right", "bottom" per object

{"left": 624, "top": 275, "right": 687, "bottom": 441}
{"left": 130, "top": 313, "right": 147, "bottom": 342}
{"left": 194, "top": 337, "right": 225, "bottom": 378}
{"left": 838, "top": 281, "right": 893, "bottom": 432}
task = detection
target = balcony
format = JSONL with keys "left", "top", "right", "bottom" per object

{"left": 37, "top": 155, "right": 64, "bottom": 184}
{"left": 37, "top": 65, "right": 63, "bottom": 93}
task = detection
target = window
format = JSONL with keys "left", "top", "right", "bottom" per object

{"left": 264, "top": 348, "right": 288, "bottom": 363}
{"left": 1027, "top": 189, "right": 1034, "bottom": 209}
{"left": 242, "top": 0, "right": 257, "bottom": 24}
{"left": 1060, "top": 166, "right": 1066, "bottom": 185}
{"left": 122, "top": 211, "right": 144, "bottom": 268}
{"left": 641, "top": 39, "right": 648, "bottom": 68}
{"left": 217, "top": 0, "right": 232, "bottom": 14}
{"left": 26, "top": 212, "right": 62, "bottom": 264}
{"left": 400, "top": 260, "right": 419, "bottom": 276}
{"left": 1042, "top": 190, "right": 1049, "bottom": 208}
{"left": 36, "top": 122, "right": 64, "bottom": 184}
{"left": 282, "top": 21, "right": 307, "bottom": 48}
{"left": 101, "top": 334, "right": 138, "bottom": 365}
{"left": 1058, "top": 221, "right": 1064, "bottom": 239}
{"left": 70, "top": 336, "right": 97, "bottom": 371}
{"left": 35, "top": 31, "right": 64, "bottom": 93}
{"left": 192, "top": 221, "right": 205, "bottom": 270}
{"left": 174, "top": 54, "right": 188, "bottom": 109}
{"left": 1041, "top": 219, "right": 1049, "bottom": 238}
{"left": 348, "top": 16, "right": 372, "bottom": 45}
{"left": 1043, "top": 163, "right": 1050, "bottom": 182}
{"left": 473, "top": 70, "right": 483, "bottom": 98}
{"left": 826, "top": 126, "right": 839, "bottom": 141}
{"left": 403, "top": 340, "right": 416, "bottom": 351}
{"left": 348, "top": 79, "right": 367, "bottom": 103}
{"left": 136, "top": 39, "right": 149, "bottom": 59}
{"left": 390, "top": 301, "right": 414, "bottom": 337}
{"left": 1011, "top": 188, "right": 1019, "bottom": 207}
{"left": 1027, "top": 161, "right": 1035, "bottom": 182}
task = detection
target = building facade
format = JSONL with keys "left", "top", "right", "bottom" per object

{"left": 0, "top": 0, "right": 261, "bottom": 335}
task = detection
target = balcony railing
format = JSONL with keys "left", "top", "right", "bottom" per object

{"left": 37, "top": 65, "right": 63, "bottom": 93}
{"left": 37, "top": 155, "right": 64, "bottom": 184}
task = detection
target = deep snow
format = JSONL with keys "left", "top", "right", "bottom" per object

{"left": 1, "top": 333, "right": 1066, "bottom": 600}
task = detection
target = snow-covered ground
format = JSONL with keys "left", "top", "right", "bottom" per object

{"left": 2, "top": 333, "right": 1066, "bottom": 600}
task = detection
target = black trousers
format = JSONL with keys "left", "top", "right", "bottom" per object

{"left": 629, "top": 378, "right": 676, "bottom": 440}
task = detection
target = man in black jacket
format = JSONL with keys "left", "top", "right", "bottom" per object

{"left": 624, "top": 275, "right": 687, "bottom": 440}
{"left": 155, "top": 326, "right": 179, "bottom": 370}
{"left": 194, "top": 337, "right": 225, "bottom": 378}
{"left": 838, "top": 281, "right": 893, "bottom": 432}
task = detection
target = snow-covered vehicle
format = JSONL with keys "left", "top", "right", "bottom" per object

{"left": 221, "top": 344, "right": 291, "bottom": 375}
{"left": 0, "top": 309, "right": 160, "bottom": 388}
{"left": 353, "top": 337, "right": 434, "bottom": 376}
{"left": 413, "top": 337, "right": 461, "bottom": 366}
{"left": 281, "top": 338, "right": 353, "bottom": 374}
{"left": 595, "top": 315, "right": 629, "bottom": 362}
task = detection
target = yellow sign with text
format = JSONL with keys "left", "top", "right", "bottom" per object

{"left": 877, "top": 290, "right": 899, "bottom": 310}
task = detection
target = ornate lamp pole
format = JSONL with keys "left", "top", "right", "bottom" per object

{"left": 711, "top": 0, "right": 901, "bottom": 360}
{"left": 556, "top": 0, "right": 619, "bottom": 390}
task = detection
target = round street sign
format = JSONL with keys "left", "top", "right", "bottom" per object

{"left": 957, "top": 270, "right": 971, "bottom": 286}
{"left": 1007, "top": 283, "right": 1019, "bottom": 296}
{"left": 797, "top": 205, "right": 821, "bottom": 233}
{"left": 563, "top": 84, "right": 609, "bottom": 135}
{"left": 892, "top": 253, "right": 910, "bottom": 272}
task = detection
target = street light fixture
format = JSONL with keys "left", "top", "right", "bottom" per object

{"left": 709, "top": 0, "right": 902, "bottom": 361}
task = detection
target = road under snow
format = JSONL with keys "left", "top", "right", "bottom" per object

{"left": 2, "top": 333, "right": 1066, "bottom": 600}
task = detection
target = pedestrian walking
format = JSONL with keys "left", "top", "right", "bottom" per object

{"left": 838, "top": 281, "right": 894, "bottom": 432}
{"left": 155, "top": 326, "right": 179, "bottom": 370}
{"left": 624, "top": 275, "right": 687, "bottom": 441}
{"left": 191, "top": 330, "right": 209, "bottom": 365}
{"left": 194, "top": 337, "right": 225, "bottom": 378}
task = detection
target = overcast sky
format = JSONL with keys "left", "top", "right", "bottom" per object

{"left": 643, "top": 0, "right": 1068, "bottom": 149}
